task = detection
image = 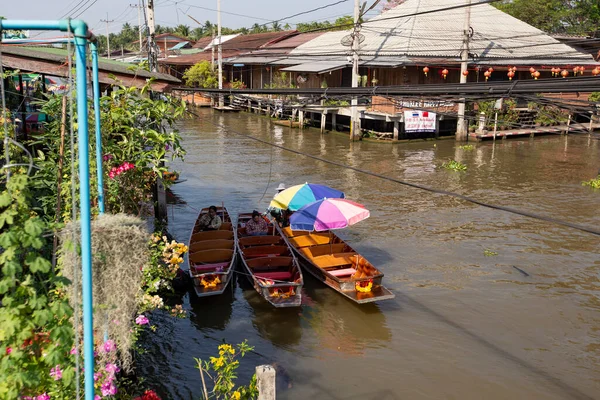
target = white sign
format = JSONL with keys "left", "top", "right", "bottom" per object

{"left": 404, "top": 110, "right": 437, "bottom": 133}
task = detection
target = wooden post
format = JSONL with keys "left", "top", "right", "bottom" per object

{"left": 588, "top": 112, "right": 593, "bottom": 135}
{"left": 191, "top": 91, "right": 195, "bottom": 107}
{"left": 566, "top": 114, "right": 571, "bottom": 135}
{"left": 267, "top": 103, "right": 271, "bottom": 116}
{"left": 331, "top": 113, "right": 337, "bottom": 131}
{"left": 320, "top": 112, "right": 326, "bottom": 134}
{"left": 393, "top": 120, "right": 399, "bottom": 140}
{"left": 248, "top": 99, "right": 252, "bottom": 112}
{"left": 435, "top": 115, "right": 440, "bottom": 139}
{"left": 256, "top": 365, "right": 276, "bottom": 400}
{"left": 258, "top": 101, "right": 262, "bottom": 114}
{"left": 299, "top": 110, "right": 304, "bottom": 129}
{"left": 493, "top": 112, "right": 498, "bottom": 141}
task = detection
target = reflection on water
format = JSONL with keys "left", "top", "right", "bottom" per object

{"left": 139, "top": 109, "right": 600, "bottom": 400}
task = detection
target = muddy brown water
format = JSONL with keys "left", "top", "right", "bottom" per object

{"left": 138, "top": 109, "right": 600, "bottom": 400}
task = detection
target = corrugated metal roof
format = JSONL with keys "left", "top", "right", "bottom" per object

{"left": 169, "top": 41, "right": 190, "bottom": 50}
{"left": 290, "top": 0, "right": 595, "bottom": 64}
{"left": 280, "top": 61, "right": 348, "bottom": 74}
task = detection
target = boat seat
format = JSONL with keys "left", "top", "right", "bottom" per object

{"left": 190, "top": 239, "right": 234, "bottom": 254}
{"left": 302, "top": 243, "right": 347, "bottom": 258}
{"left": 288, "top": 233, "right": 331, "bottom": 248}
{"left": 189, "top": 249, "right": 234, "bottom": 264}
{"left": 191, "top": 230, "right": 233, "bottom": 242}
{"left": 282, "top": 227, "right": 309, "bottom": 237}
{"left": 255, "top": 271, "right": 293, "bottom": 281}
{"left": 242, "top": 245, "right": 287, "bottom": 258}
{"left": 328, "top": 268, "right": 356, "bottom": 278}
{"left": 239, "top": 235, "right": 281, "bottom": 247}
{"left": 312, "top": 252, "right": 357, "bottom": 269}
{"left": 191, "top": 262, "right": 229, "bottom": 274}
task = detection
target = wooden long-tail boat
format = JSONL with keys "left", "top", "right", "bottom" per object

{"left": 278, "top": 225, "right": 394, "bottom": 304}
{"left": 236, "top": 213, "right": 303, "bottom": 308}
{"left": 187, "top": 206, "right": 236, "bottom": 297}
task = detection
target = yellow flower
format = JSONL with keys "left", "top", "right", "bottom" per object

{"left": 232, "top": 391, "right": 241, "bottom": 400}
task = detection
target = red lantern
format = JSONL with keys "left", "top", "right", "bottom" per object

{"left": 592, "top": 67, "right": 600, "bottom": 76}
{"left": 529, "top": 67, "right": 536, "bottom": 75}
{"left": 441, "top": 68, "right": 448, "bottom": 79}
{"left": 484, "top": 71, "right": 491, "bottom": 81}
{"left": 551, "top": 67, "right": 556, "bottom": 77}
{"left": 533, "top": 71, "right": 541, "bottom": 80}
{"left": 511, "top": 66, "right": 517, "bottom": 72}
{"left": 507, "top": 70, "right": 515, "bottom": 80}
{"left": 462, "top": 70, "right": 469, "bottom": 77}
{"left": 561, "top": 70, "right": 569, "bottom": 78}
{"left": 423, "top": 66, "right": 429, "bottom": 76}
{"left": 488, "top": 67, "right": 494, "bottom": 73}
{"left": 579, "top": 66, "right": 585, "bottom": 75}
{"left": 573, "top": 66, "right": 579, "bottom": 75}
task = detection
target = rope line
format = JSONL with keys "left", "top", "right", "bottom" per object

{"left": 190, "top": 109, "right": 600, "bottom": 237}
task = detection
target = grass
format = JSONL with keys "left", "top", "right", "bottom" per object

{"left": 442, "top": 159, "right": 467, "bottom": 171}
{"left": 484, "top": 249, "right": 498, "bottom": 257}
{"left": 458, "top": 144, "right": 475, "bottom": 150}
{"left": 582, "top": 177, "right": 600, "bottom": 189}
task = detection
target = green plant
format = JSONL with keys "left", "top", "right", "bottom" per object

{"left": 264, "top": 71, "right": 296, "bottom": 89}
{"left": 484, "top": 249, "right": 498, "bottom": 256}
{"left": 196, "top": 341, "right": 258, "bottom": 400}
{"left": 0, "top": 171, "right": 75, "bottom": 399}
{"left": 230, "top": 80, "right": 246, "bottom": 89}
{"left": 589, "top": 92, "right": 600, "bottom": 102}
{"left": 442, "top": 159, "right": 467, "bottom": 171}
{"left": 458, "top": 144, "right": 474, "bottom": 150}
{"left": 183, "top": 61, "right": 218, "bottom": 88}
{"left": 582, "top": 176, "right": 600, "bottom": 189}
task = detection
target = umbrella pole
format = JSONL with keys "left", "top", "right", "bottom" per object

{"left": 329, "top": 231, "right": 332, "bottom": 255}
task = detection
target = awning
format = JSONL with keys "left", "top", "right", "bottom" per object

{"left": 280, "top": 61, "right": 348, "bottom": 74}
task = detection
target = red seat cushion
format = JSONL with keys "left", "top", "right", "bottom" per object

{"left": 255, "top": 271, "right": 293, "bottom": 281}
{"left": 329, "top": 268, "right": 356, "bottom": 277}
{"left": 192, "top": 262, "right": 229, "bottom": 273}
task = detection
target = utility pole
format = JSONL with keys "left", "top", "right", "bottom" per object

{"left": 456, "top": 0, "right": 472, "bottom": 141}
{"left": 211, "top": 27, "right": 215, "bottom": 71}
{"left": 146, "top": 0, "right": 158, "bottom": 72}
{"left": 100, "top": 13, "right": 114, "bottom": 59}
{"left": 130, "top": 1, "right": 143, "bottom": 53}
{"left": 350, "top": 0, "right": 361, "bottom": 141}
{"left": 217, "top": 0, "right": 224, "bottom": 107}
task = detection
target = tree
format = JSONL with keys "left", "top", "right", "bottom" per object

{"left": 272, "top": 21, "right": 282, "bottom": 31}
{"left": 183, "top": 61, "right": 218, "bottom": 88}
{"left": 174, "top": 24, "right": 191, "bottom": 38}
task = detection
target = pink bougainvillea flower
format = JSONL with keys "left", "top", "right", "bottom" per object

{"left": 105, "top": 363, "right": 120, "bottom": 375}
{"left": 6, "top": 347, "right": 12, "bottom": 355}
{"left": 94, "top": 372, "right": 101, "bottom": 382}
{"left": 94, "top": 396, "right": 102, "bottom": 400}
{"left": 101, "top": 381, "right": 117, "bottom": 396}
{"left": 36, "top": 394, "right": 50, "bottom": 400}
{"left": 50, "top": 365, "right": 62, "bottom": 380}
{"left": 70, "top": 347, "right": 77, "bottom": 355}
{"left": 108, "top": 171, "right": 116, "bottom": 179}
{"left": 135, "top": 315, "right": 149, "bottom": 325}
{"left": 103, "top": 340, "right": 116, "bottom": 353}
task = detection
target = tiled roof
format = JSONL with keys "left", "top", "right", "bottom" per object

{"left": 289, "top": 0, "right": 595, "bottom": 64}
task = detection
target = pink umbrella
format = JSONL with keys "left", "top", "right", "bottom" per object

{"left": 289, "top": 198, "right": 370, "bottom": 232}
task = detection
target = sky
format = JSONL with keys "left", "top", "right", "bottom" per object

{"left": 1, "top": 0, "right": 382, "bottom": 37}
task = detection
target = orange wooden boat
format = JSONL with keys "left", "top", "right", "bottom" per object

{"left": 236, "top": 213, "right": 303, "bottom": 307}
{"left": 278, "top": 225, "right": 394, "bottom": 304}
{"left": 187, "top": 206, "right": 236, "bottom": 297}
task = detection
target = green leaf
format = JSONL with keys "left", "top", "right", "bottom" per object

{"left": 26, "top": 254, "right": 51, "bottom": 273}
{"left": 0, "top": 191, "right": 11, "bottom": 208}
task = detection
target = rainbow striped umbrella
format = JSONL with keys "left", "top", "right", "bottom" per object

{"left": 289, "top": 198, "right": 370, "bottom": 232}
{"left": 269, "top": 183, "right": 345, "bottom": 211}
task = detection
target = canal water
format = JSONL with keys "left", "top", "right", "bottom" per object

{"left": 139, "top": 109, "right": 600, "bottom": 400}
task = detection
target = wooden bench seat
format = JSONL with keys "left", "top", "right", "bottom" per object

{"left": 189, "top": 249, "right": 234, "bottom": 265}
{"left": 301, "top": 243, "right": 347, "bottom": 258}
{"left": 191, "top": 262, "right": 229, "bottom": 275}
{"left": 242, "top": 245, "right": 288, "bottom": 258}
{"left": 239, "top": 235, "right": 282, "bottom": 247}
{"left": 288, "top": 233, "right": 332, "bottom": 248}
{"left": 190, "top": 239, "right": 234, "bottom": 254}
{"left": 191, "top": 230, "right": 233, "bottom": 242}
{"left": 311, "top": 252, "right": 358, "bottom": 269}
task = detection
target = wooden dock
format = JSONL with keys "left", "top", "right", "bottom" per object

{"left": 470, "top": 122, "right": 600, "bottom": 141}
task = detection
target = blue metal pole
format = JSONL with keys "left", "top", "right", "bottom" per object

{"left": 73, "top": 24, "right": 96, "bottom": 400}
{"left": 90, "top": 42, "right": 105, "bottom": 214}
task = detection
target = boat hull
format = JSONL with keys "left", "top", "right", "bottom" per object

{"left": 187, "top": 206, "right": 236, "bottom": 297}
{"left": 237, "top": 213, "right": 303, "bottom": 308}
